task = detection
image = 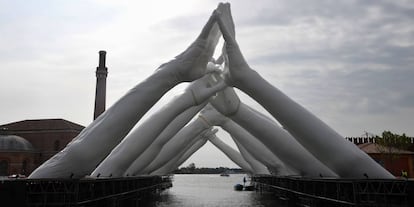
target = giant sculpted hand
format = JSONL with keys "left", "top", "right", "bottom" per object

{"left": 185, "top": 72, "right": 226, "bottom": 105}
{"left": 200, "top": 127, "right": 219, "bottom": 140}
{"left": 210, "top": 86, "right": 241, "bottom": 117}
{"left": 157, "top": 10, "right": 220, "bottom": 83}
{"left": 215, "top": 8, "right": 255, "bottom": 88}
{"left": 199, "top": 104, "right": 229, "bottom": 127}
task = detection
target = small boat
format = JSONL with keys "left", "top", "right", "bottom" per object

{"left": 244, "top": 185, "right": 255, "bottom": 191}
{"left": 234, "top": 184, "right": 243, "bottom": 191}
{"left": 220, "top": 173, "right": 230, "bottom": 177}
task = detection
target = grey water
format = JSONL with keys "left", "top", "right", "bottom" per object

{"left": 146, "top": 174, "right": 283, "bottom": 207}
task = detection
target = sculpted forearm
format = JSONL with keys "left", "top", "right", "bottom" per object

{"left": 229, "top": 102, "right": 337, "bottom": 177}
{"left": 208, "top": 135, "right": 254, "bottom": 174}
{"left": 221, "top": 120, "right": 293, "bottom": 175}
{"left": 150, "top": 135, "right": 208, "bottom": 175}
{"left": 122, "top": 104, "right": 206, "bottom": 175}
{"left": 29, "top": 69, "right": 183, "bottom": 179}
{"left": 126, "top": 119, "right": 209, "bottom": 175}
{"left": 234, "top": 140, "right": 269, "bottom": 174}
{"left": 91, "top": 91, "right": 198, "bottom": 177}
{"left": 217, "top": 8, "right": 393, "bottom": 178}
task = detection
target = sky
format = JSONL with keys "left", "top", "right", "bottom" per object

{"left": 1, "top": 0, "right": 413, "bottom": 168}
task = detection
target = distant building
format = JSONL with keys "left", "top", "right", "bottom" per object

{"left": 0, "top": 51, "right": 106, "bottom": 177}
{"left": 0, "top": 119, "right": 84, "bottom": 176}
{"left": 358, "top": 143, "right": 414, "bottom": 178}
{"left": 346, "top": 136, "right": 414, "bottom": 145}
{"left": 0, "top": 134, "right": 37, "bottom": 176}
{"left": 346, "top": 136, "right": 414, "bottom": 178}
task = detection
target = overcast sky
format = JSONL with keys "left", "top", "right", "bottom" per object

{"left": 1, "top": 0, "right": 413, "bottom": 168}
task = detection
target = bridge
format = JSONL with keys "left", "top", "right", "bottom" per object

{"left": 0, "top": 176, "right": 172, "bottom": 207}
{"left": 1, "top": 3, "right": 412, "bottom": 207}
{"left": 252, "top": 175, "right": 414, "bottom": 207}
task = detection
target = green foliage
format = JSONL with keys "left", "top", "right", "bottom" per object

{"left": 187, "top": 163, "right": 196, "bottom": 170}
{"left": 375, "top": 131, "right": 412, "bottom": 162}
{"left": 375, "top": 131, "right": 411, "bottom": 150}
{"left": 173, "top": 165, "right": 245, "bottom": 174}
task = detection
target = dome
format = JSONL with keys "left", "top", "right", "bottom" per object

{"left": 0, "top": 135, "right": 35, "bottom": 152}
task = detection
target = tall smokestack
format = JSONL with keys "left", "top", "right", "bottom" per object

{"left": 94, "top": 50, "right": 108, "bottom": 120}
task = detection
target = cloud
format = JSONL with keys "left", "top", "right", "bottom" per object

{"left": 222, "top": 0, "right": 414, "bottom": 137}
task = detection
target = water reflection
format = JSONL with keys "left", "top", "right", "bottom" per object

{"left": 146, "top": 174, "right": 282, "bottom": 207}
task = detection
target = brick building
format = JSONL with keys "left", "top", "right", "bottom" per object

{"left": 347, "top": 137, "right": 414, "bottom": 178}
{"left": 358, "top": 142, "right": 414, "bottom": 178}
{"left": 0, "top": 119, "right": 84, "bottom": 176}
{"left": 0, "top": 51, "right": 106, "bottom": 177}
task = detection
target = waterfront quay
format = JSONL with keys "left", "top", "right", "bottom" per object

{"left": 252, "top": 175, "right": 414, "bottom": 207}
{"left": 0, "top": 175, "right": 172, "bottom": 207}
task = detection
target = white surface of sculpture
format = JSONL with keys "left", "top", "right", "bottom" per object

{"left": 141, "top": 128, "right": 217, "bottom": 175}
{"left": 215, "top": 8, "right": 394, "bottom": 178}
{"left": 117, "top": 104, "right": 206, "bottom": 176}
{"left": 30, "top": 2, "right": 394, "bottom": 179}
{"left": 233, "top": 140, "right": 270, "bottom": 174}
{"left": 199, "top": 105, "right": 294, "bottom": 175}
{"left": 28, "top": 4, "right": 226, "bottom": 179}
{"left": 210, "top": 88, "right": 338, "bottom": 177}
{"left": 91, "top": 74, "right": 222, "bottom": 177}
{"left": 125, "top": 116, "right": 213, "bottom": 175}
{"left": 231, "top": 131, "right": 293, "bottom": 175}
{"left": 208, "top": 134, "right": 254, "bottom": 174}
{"left": 150, "top": 136, "right": 209, "bottom": 175}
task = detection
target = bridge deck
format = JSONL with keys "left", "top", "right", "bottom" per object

{"left": 0, "top": 175, "right": 172, "bottom": 207}
{"left": 252, "top": 175, "right": 414, "bottom": 207}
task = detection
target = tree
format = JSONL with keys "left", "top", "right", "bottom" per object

{"left": 375, "top": 131, "right": 412, "bottom": 163}
{"left": 187, "top": 163, "right": 196, "bottom": 170}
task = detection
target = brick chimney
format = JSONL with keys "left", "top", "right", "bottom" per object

{"left": 94, "top": 50, "right": 108, "bottom": 120}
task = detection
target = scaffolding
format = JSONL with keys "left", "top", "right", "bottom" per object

{"left": 0, "top": 175, "right": 172, "bottom": 207}
{"left": 252, "top": 175, "right": 414, "bottom": 207}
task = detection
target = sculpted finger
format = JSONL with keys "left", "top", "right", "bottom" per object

{"left": 198, "top": 11, "right": 217, "bottom": 40}
{"left": 205, "top": 67, "right": 222, "bottom": 75}
{"left": 208, "top": 79, "right": 227, "bottom": 95}
{"left": 217, "top": 3, "right": 235, "bottom": 37}
{"left": 207, "top": 133, "right": 218, "bottom": 141}
{"left": 205, "top": 61, "right": 221, "bottom": 74}
{"left": 204, "top": 128, "right": 219, "bottom": 137}
{"left": 214, "top": 54, "right": 224, "bottom": 65}
{"left": 216, "top": 11, "right": 236, "bottom": 45}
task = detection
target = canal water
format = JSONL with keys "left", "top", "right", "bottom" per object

{"left": 146, "top": 174, "right": 283, "bottom": 207}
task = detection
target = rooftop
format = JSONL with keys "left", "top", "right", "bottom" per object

{"left": 0, "top": 119, "right": 84, "bottom": 133}
{"left": 358, "top": 143, "right": 414, "bottom": 154}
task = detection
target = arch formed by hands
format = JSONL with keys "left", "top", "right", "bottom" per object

{"left": 30, "top": 3, "right": 393, "bottom": 179}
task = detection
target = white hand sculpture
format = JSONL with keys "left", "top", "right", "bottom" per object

{"left": 209, "top": 86, "right": 241, "bottom": 116}
{"left": 208, "top": 134, "right": 254, "bottom": 174}
{"left": 199, "top": 104, "right": 229, "bottom": 126}
{"left": 216, "top": 4, "right": 394, "bottom": 179}
{"left": 207, "top": 84, "right": 337, "bottom": 177}
{"left": 151, "top": 136, "right": 208, "bottom": 175}
{"left": 234, "top": 140, "right": 270, "bottom": 175}
{"left": 28, "top": 6, "right": 223, "bottom": 179}
{"left": 158, "top": 10, "right": 221, "bottom": 83}
{"left": 185, "top": 72, "right": 226, "bottom": 105}
{"left": 221, "top": 120, "right": 296, "bottom": 176}
{"left": 214, "top": 7, "right": 254, "bottom": 88}
{"left": 125, "top": 118, "right": 212, "bottom": 175}
{"left": 200, "top": 127, "right": 219, "bottom": 139}
{"left": 92, "top": 73, "right": 224, "bottom": 177}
